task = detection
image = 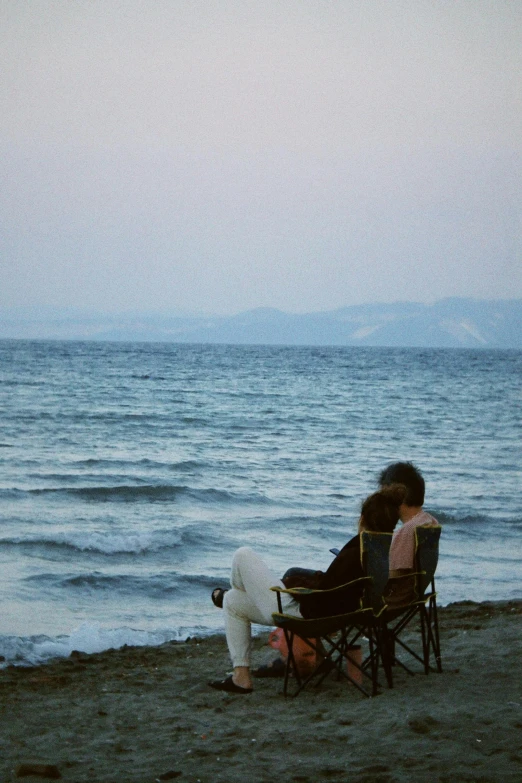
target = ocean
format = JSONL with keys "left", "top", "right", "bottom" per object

{"left": 0, "top": 340, "right": 521, "bottom": 666}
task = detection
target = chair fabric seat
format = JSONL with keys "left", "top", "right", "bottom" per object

{"left": 272, "top": 606, "right": 374, "bottom": 639}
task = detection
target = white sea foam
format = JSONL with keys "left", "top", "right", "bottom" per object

{"left": 54, "top": 530, "right": 162, "bottom": 554}
{"left": 0, "top": 529, "right": 183, "bottom": 554}
{"left": 0, "top": 622, "right": 206, "bottom": 667}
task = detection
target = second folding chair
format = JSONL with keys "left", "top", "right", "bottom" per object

{"left": 381, "top": 524, "right": 442, "bottom": 684}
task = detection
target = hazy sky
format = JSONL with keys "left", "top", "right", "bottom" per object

{"left": 2, "top": 0, "right": 521, "bottom": 315}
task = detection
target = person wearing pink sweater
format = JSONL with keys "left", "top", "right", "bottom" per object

{"left": 379, "top": 461, "right": 439, "bottom": 577}
{"left": 379, "top": 462, "right": 440, "bottom": 609}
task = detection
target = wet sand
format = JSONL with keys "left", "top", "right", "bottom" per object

{"left": 1, "top": 600, "right": 521, "bottom": 783}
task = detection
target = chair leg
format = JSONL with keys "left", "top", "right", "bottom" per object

{"left": 427, "top": 596, "right": 443, "bottom": 673}
{"left": 379, "top": 624, "right": 394, "bottom": 689}
{"left": 419, "top": 604, "right": 430, "bottom": 674}
{"left": 386, "top": 598, "right": 443, "bottom": 677}
{"left": 343, "top": 647, "right": 373, "bottom": 698}
{"left": 294, "top": 631, "right": 374, "bottom": 698}
{"left": 386, "top": 609, "right": 425, "bottom": 675}
{"left": 366, "top": 632, "right": 380, "bottom": 696}
{"left": 341, "top": 630, "right": 377, "bottom": 697}
{"left": 281, "top": 629, "right": 299, "bottom": 696}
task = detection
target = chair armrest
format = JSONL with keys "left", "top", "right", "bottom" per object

{"left": 387, "top": 571, "right": 425, "bottom": 583}
{"left": 271, "top": 577, "right": 371, "bottom": 613}
{"left": 270, "top": 576, "right": 371, "bottom": 597}
{"left": 384, "top": 571, "right": 427, "bottom": 609}
{"left": 270, "top": 585, "right": 307, "bottom": 595}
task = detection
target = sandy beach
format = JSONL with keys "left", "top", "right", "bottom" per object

{"left": 1, "top": 600, "right": 521, "bottom": 783}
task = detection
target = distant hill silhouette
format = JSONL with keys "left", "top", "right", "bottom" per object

{"left": 1, "top": 298, "right": 521, "bottom": 348}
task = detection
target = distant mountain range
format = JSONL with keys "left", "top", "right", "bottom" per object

{"left": 1, "top": 298, "right": 521, "bottom": 348}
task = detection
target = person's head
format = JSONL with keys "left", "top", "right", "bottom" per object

{"left": 378, "top": 462, "right": 425, "bottom": 507}
{"left": 359, "top": 484, "right": 408, "bottom": 534}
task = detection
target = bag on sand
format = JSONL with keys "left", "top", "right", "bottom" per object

{"left": 268, "top": 627, "right": 318, "bottom": 676}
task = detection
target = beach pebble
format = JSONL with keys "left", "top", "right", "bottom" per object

{"left": 69, "top": 650, "right": 90, "bottom": 662}
{"left": 15, "top": 763, "right": 61, "bottom": 779}
{"left": 408, "top": 716, "right": 438, "bottom": 734}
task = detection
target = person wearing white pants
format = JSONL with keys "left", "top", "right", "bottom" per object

{"left": 209, "top": 546, "right": 302, "bottom": 694}
{"left": 208, "top": 483, "right": 408, "bottom": 695}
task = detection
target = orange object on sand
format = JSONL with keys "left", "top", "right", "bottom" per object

{"left": 346, "top": 645, "right": 363, "bottom": 685}
{"left": 268, "top": 628, "right": 318, "bottom": 675}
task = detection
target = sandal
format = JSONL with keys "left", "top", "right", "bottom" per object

{"left": 208, "top": 675, "right": 253, "bottom": 694}
{"left": 211, "top": 587, "right": 228, "bottom": 608}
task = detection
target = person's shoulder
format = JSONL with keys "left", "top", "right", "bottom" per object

{"left": 394, "top": 511, "right": 430, "bottom": 537}
{"left": 418, "top": 510, "right": 439, "bottom": 526}
{"left": 340, "top": 534, "right": 360, "bottom": 552}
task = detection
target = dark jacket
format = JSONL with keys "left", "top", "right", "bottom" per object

{"left": 284, "top": 535, "right": 364, "bottom": 619}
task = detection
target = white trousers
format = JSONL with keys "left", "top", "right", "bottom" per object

{"left": 223, "top": 547, "right": 302, "bottom": 668}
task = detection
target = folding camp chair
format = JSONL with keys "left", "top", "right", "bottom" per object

{"left": 381, "top": 524, "right": 442, "bottom": 684}
{"left": 271, "top": 531, "right": 392, "bottom": 698}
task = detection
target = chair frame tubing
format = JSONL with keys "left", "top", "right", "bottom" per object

{"left": 382, "top": 533, "right": 443, "bottom": 685}
{"left": 272, "top": 531, "right": 394, "bottom": 698}
{"left": 280, "top": 624, "right": 376, "bottom": 698}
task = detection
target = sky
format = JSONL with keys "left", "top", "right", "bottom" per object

{"left": 1, "top": 0, "right": 521, "bottom": 316}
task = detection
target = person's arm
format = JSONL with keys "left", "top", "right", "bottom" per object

{"left": 320, "top": 536, "right": 363, "bottom": 589}
{"left": 282, "top": 535, "right": 361, "bottom": 591}
{"left": 282, "top": 570, "right": 324, "bottom": 589}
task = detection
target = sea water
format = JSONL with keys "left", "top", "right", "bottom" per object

{"left": 0, "top": 340, "right": 521, "bottom": 665}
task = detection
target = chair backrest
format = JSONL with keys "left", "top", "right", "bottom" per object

{"left": 361, "top": 531, "right": 393, "bottom": 613}
{"left": 414, "top": 525, "right": 442, "bottom": 596}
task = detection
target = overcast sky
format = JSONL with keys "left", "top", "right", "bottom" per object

{"left": 1, "top": 0, "right": 521, "bottom": 315}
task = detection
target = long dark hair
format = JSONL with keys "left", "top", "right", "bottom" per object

{"left": 360, "top": 484, "right": 407, "bottom": 533}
